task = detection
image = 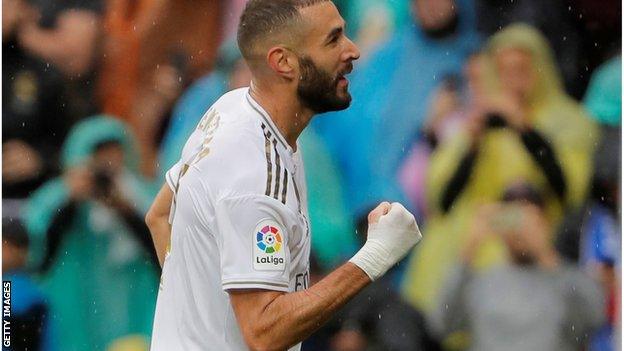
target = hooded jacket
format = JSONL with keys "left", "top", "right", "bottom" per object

{"left": 402, "top": 24, "right": 598, "bottom": 312}
{"left": 23, "top": 116, "right": 158, "bottom": 350}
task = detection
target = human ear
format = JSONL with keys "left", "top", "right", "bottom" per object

{"left": 266, "top": 46, "right": 296, "bottom": 80}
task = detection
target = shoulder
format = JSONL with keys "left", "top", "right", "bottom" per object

{"left": 187, "top": 96, "right": 271, "bottom": 198}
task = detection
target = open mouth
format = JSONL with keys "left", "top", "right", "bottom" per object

{"left": 336, "top": 66, "right": 353, "bottom": 87}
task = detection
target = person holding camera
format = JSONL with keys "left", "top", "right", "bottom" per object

{"left": 431, "top": 183, "right": 605, "bottom": 351}
{"left": 23, "top": 116, "right": 159, "bottom": 350}
{"left": 402, "top": 24, "right": 598, "bottom": 312}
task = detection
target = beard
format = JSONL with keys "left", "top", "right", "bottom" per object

{"left": 296, "top": 55, "right": 352, "bottom": 114}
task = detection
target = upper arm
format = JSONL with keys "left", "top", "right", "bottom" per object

{"left": 146, "top": 183, "right": 173, "bottom": 225}
{"left": 214, "top": 194, "right": 296, "bottom": 292}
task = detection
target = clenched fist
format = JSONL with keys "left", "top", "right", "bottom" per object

{"left": 350, "top": 202, "right": 422, "bottom": 281}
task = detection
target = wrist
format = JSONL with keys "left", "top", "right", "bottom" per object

{"left": 349, "top": 240, "right": 391, "bottom": 281}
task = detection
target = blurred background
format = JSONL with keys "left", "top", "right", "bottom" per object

{"left": 2, "top": 0, "right": 621, "bottom": 350}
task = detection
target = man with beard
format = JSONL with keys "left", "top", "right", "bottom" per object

{"left": 146, "top": 1, "right": 423, "bottom": 350}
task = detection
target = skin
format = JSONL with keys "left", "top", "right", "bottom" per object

{"left": 247, "top": 1, "right": 360, "bottom": 149}
{"left": 2, "top": 140, "right": 43, "bottom": 183}
{"left": 412, "top": 0, "right": 456, "bottom": 31}
{"left": 16, "top": 1, "right": 100, "bottom": 77}
{"left": 64, "top": 143, "right": 131, "bottom": 207}
{"left": 145, "top": 184, "right": 174, "bottom": 267}
{"left": 462, "top": 203, "right": 559, "bottom": 270}
{"left": 467, "top": 49, "right": 536, "bottom": 141}
{"left": 146, "top": 3, "right": 378, "bottom": 350}
{"left": 230, "top": 5, "right": 364, "bottom": 348}
{"left": 494, "top": 48, "right": 536, "bottom": 105}
{"left": 3, "top": 241, "right": 28, "bottom": 272}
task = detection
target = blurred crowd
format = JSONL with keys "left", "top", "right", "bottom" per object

{"left": 2, "top": 0, "right": 621, "bottom": 350}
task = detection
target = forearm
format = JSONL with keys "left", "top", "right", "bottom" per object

{"left": 440, "top": 147, "right": 477, "bottom": 213}
{"left": 41, "top": 201, "right": 77, "bottom": 273}
{"left": 242, "top": 263, "right": 370, "bottom": 351}
{"left": 520, "top": 128, "right": 566, "bottom": 201}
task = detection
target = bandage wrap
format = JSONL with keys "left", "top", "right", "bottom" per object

{"left": 349, "top": 203, "right": 422, "bottom": 281}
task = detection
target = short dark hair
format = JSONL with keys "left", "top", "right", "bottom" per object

{"left": 237, "top": 0, "right": 329, "bottom": 61}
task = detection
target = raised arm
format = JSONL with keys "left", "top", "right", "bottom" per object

{"left": 145, "top": 183, "right": 174, "bottom": 267}
{"left": 229, "top": 202, "right": 422, "bottom": 351}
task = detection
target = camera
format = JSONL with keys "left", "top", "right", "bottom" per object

{"left": 92, "top": 167, "right": 113, "bottom": 198}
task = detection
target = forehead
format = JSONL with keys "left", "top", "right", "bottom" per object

{"left": 496, "top": 48, "right": 533, "bottom": 65}
{"left": 298, "top": 2, "right": 344, "bottom": 43}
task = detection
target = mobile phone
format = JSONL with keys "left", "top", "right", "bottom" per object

{"left": 490, "top": 205, "right": 523, "bottom": 232}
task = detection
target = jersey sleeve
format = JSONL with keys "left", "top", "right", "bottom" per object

{"left": 165, "top": 160, "right": 183, "bottom": 191}
{"left": 214, "top": 194, "right": 297, "bottom": 292}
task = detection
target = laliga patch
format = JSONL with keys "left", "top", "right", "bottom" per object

{"left": 253, "top": 220, "right": 286, "bottom": 271}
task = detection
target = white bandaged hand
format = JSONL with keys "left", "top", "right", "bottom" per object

{"left": 349, "top": 202, "right": 422, "bottom": 281}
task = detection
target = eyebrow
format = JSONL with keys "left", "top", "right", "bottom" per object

{"left": 324, "top": 25, "right": 344, "bottom": 44}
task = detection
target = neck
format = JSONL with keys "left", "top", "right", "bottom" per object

{"left": 249, "top": 80, "right": 314, "bottom": 151}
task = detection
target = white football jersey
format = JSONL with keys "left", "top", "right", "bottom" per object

{"left": 151, "top": 88, "right": 311, "bottom": 351}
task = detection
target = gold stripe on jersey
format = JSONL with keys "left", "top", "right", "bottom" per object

{"left": 261, "top": 123, "right": 288, "bottom": 203}
{"left": 223, "top": 280, "right": 289, "bottom": 288}
{"left": 281, "top": 167, "right": 288, "bottom": 204}
{"left": 262, "top": 124, "right": 273, "bottom": 197}
{"left": 272, "top": 139, "right": 281, "bottom": 199}
{"left": 246, "top": 93, "right": 289, "bottom": 150}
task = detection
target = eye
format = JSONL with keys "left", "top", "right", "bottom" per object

{"left": 328, "top": 35, "right": 339, "bottom": 45}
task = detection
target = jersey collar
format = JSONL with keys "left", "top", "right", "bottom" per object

{"left": 245, "top": 90, "right": 294, "bottom": 154}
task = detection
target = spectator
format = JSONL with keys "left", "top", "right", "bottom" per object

{"left": 402, "top": 24, "right": 598, "bottom": 313}
{"left": 2, "top": 0, "right": 103, "bottom": 200}
{"left": 312, "top": 0, "right": 481, "bottom": 221}
{"left": 3, "top": 217, "right": 56, "bottom": 351}
{"left": 432, "top": 183, "right": 605, "bottom": 351}
{"left": 398, "top": 53, "right": 487, "bottom": 220}
{"left": 97, "top": 0, "right": 224, "bottom": 177}
{"left": 475, "top": 0, "right": 584, "bottom": 97}
{"left": 476, "top": 0, "right": 621, "bottom": 99}
{"left": 23, "top": 116, "right": 159, "bottom": 350}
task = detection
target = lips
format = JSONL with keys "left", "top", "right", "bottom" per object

{"left": 336, "top": 64, "right": 353, "bottom": 86}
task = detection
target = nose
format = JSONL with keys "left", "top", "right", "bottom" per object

{"left": 344, "top": 36, "right": 361, "bottom": 62}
